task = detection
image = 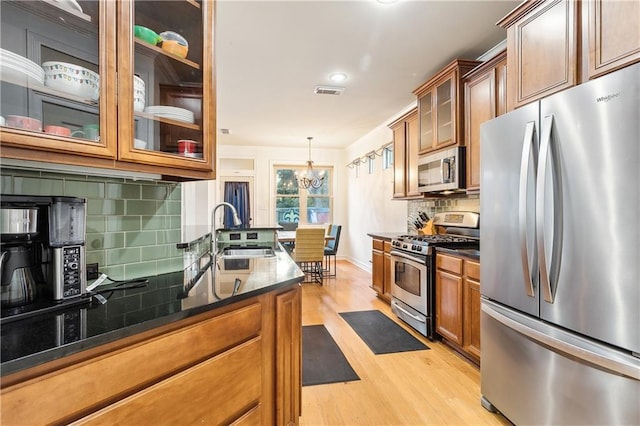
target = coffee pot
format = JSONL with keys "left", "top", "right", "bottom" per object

{"left": 0, "top": 246, "right": 37, "bottom": 308}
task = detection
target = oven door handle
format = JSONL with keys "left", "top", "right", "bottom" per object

{"left": 392, "top": 300, "right": 426, "bottom": 323}
{"left": 389, "top": 250, "right": 426, "bottom": 265}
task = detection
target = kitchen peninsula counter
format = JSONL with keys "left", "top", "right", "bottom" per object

{"left": 0, "top": 245, "right": 304, "bottom": 425}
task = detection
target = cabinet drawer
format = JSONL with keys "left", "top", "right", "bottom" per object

{"left": 465, "top": 260, "right": 480, "bottom": 281}
{"left": 75, "top": 338, "right": 263, "bottom": 425}
{"left": 372, "top": 239, "right": 384, "bottom": 251}
{"left": 436, "top": 254, "right": 463, "bottom": 275}
{"left": 230, "top": 403, "right": 262, "bottom": 425}
{"left": 1, "top": 303, "right": 262, "bottom": 425}
{"left": 383, "top": 241, "right": 391, "bottom": 252}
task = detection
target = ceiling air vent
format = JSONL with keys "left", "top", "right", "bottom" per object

{"left": 219, "top": 128, "right": 230, "bottom": 134}
{"left": 314, "top": 86, "right": 345, "bottom": 95}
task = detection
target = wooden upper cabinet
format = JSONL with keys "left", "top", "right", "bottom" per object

{"left": 463, "top": 50, "right": 507, "bottom": 191}
{"left": 0, "top": 1, "right": 117, "bottom": 159}
{"left": 499, "top": 0, "right": 639, "bottom": 111}
{"left": 587, "top": 0, "right": 640, "bottom": 79}
{"left": 0, "top": 0, "right": 215, "bottom": 180}
{"left": 499, "top": 0, "right": 579, "bottom": 111}
{"left": 390, "top": 108, "right": 421, "bottom": 199}
{"left": 413, "top": 59, "right": 481, "bottom": 154}
{"left": 117, "top": 0, "right": 215, "bottom": 176}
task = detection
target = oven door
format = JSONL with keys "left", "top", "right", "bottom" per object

{"left": 390, "top": 249, "right": 427, "bottom": 314}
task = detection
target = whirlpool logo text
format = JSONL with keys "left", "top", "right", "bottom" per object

{"left": 596, "top": 92, "right": 620, "bottom": 102}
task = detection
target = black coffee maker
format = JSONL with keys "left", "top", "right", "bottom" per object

{"left": 1, "top": 195, "right": 88, "bottom": 319}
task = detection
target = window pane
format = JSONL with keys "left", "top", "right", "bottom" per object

{"left": 306, "top": 169, "right": 329, "bottom": 195}
{"left": 276, "top": 169, "right": 299, "bottom": 195}
{"left": 276, "top": 197, "right": 299, "bottom": 223}
{"left": 383, "top": 146, "right": 393, "bottom": 169}
{"left": 307, "top": 197, "right": 330, "bottom": 224}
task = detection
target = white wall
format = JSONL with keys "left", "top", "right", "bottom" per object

{"left": 342, "top": 103, "right": 415, "bottom": 270}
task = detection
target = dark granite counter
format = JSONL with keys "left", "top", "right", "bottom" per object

{"left": 436, "top": 247, "right": 480, "bottom": 260}
{"left": 367, "top": 232, "right": 405, "bottom": 241}
{"left": 0, "top": 244, "right": 304, "bottom": 376}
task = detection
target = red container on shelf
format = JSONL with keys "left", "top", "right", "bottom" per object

{"left": 178, "top": 139, "right": 197, "bottom": 155}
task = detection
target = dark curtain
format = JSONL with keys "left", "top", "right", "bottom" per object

{"left": 224, "top": 182, "right": 251, "bottom": 228}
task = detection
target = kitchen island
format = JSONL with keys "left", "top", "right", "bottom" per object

{"left": 1, "top": 244, "right": 304, "bottom": 425}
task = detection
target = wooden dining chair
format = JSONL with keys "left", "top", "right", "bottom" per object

{"left": 293, "top": 227, "right": 325, "bottom": 284}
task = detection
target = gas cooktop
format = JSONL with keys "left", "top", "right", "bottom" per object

{"left": 391, "top": 212, "right": 480, "bottom": 256}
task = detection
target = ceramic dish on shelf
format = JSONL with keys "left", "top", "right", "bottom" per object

{"left": 144, "top": 105, "right": 194, "bottom": 123}
{"left": 133, "top": 75, "right": 145, "bottom": 112}
{"left": 134, "top": 75, "right": 145, "bottom": 90}
{"left": 134, "top": 97, "right": 145, "bottom": 112}
{"left": 159, "top": 32, "right": 188, "bottom": 58}
{"left": 6, "top": 115, "right": 42, "bottom": 131}
{"left": 134, "top": 138, "right": 148, "bottom": 149}
{"left": 0, "top": 49, "right": 45, "bottom": 84}
{"left": 42, "top": 61, "right": 99, "bottom": 101}
{"left": 51, "top": 0, "right": 83, "bottom": 14}
{"left": 161, "top": 40, "right": 188, "bottom": 59}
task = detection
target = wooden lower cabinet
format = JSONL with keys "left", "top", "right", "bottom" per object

{"left": 75, "top": 338, "right": 263, "bottom": 425}
{"left": 435, "top": 253, "right": 480, "bottom": 364}
{"left": 0, "top": 286, "right": 301, "bottom": 426}
{"left": 275, "top": 287, "right": 302, "bottom": 426}
{"left": 371, "top": 238, "right": 392, "bottom": 302}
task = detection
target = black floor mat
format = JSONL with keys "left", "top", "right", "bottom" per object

{"left": 339, "top": 310, "right": 429, "bottom": 354}
{"left": 302, "top": 324, "right": 360, "bottom": 386}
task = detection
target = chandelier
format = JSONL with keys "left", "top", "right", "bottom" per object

{"left": 296, "top": 137, "right": 325, "bottom": 189}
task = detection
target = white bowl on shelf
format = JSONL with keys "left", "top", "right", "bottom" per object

{"left": 134, "top": 75, "right": 145, "bottom": 91}
{"left": 134, "top": 97, "right": 145, "bottom": 112}
{"left": 42, "top": 61, "right": 99, "bottom": 101}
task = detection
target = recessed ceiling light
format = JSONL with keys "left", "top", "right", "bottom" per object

{"left": 376, "top": 0, "right": 399, "bottom": 4}
{"left": 329, "top": 72, "right": 348, "bottom": 83}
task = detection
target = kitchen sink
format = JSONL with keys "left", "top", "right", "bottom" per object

{"left": 219, "top": 247, "right": 275, "bottom": 258}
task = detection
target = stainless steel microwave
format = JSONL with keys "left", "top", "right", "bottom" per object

{"left": 417, "top": 147, "right": 465, "bottom": 193}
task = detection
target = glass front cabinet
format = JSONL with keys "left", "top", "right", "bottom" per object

{"left": 0, "top": 0, "right": 215, "bottom": 180}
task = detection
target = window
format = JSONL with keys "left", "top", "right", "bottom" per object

{"left": 275, "top": 166, "right": 332, "bottom": 225}
{"left": 382, "top": 144, "right": 393, "bottom": 169}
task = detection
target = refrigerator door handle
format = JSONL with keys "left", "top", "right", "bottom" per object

{"left": 482, "top": 302, "right": 640, "bottom": 381}
{"left": 519, "top": 121, "right": 537, "bottom": 297}
{"left": 536, "top": 115, "right": 555, "bottom": 303}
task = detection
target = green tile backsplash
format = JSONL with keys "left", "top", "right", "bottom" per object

{"left": 1, "top": 168, "right": 182, "bottom": 280}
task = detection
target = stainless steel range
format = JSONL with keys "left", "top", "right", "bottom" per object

{"left": 390, "top": 212, "right": 479, "bottom": 339}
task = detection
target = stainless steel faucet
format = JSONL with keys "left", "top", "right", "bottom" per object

{"left": 211, "top": 202, "right": 242, "bottom": 254}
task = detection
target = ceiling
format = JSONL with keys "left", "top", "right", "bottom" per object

{"left": 215, "top": 0, "right": 520, "bottom": 149}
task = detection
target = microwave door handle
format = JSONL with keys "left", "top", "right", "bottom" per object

{"left": 441, "top": 158, "right": 451, "bottom": 182}
{"left": 519, "top": 121, "right": 537, "bottom": 297}
{"left": 536, "top": 115, "right": 558, "bottom": 304}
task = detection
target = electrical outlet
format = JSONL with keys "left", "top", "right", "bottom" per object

{"left": 86, "top": 263, "right": 99, "bottom": 280}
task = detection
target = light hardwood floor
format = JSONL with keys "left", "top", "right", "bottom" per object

{"left": 300, "top": 261, "right": 511, "bottom": 426}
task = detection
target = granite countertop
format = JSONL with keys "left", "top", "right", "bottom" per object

{"left": 0, "top": 244, "right": 304, "bottom": 376}
{"left": 367, "top": 232, "right": 406, "bottom": 241}
{"left": 436, "top": 246, "right": 480, "bottom": 260}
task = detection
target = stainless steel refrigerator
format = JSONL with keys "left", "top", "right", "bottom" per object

{"left": 480, "top": 63, "right": 640, "bottom": 425}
